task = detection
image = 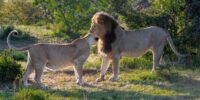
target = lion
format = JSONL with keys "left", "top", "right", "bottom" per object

{"left": 89, "top": 11, "right": 186, "bottom": 82}
{"left": 7, "top": 30, "right": 98, "bottom": 88}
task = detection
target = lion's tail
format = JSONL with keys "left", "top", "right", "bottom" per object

{"left": 7, "top": 30, "right": 30, "bottom": 51}
{"left": 167, "top": 36, "right": 187, "bottom": 57}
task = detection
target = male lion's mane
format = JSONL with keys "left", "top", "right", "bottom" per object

{"left": 92, "top": 12, "right": 118, "bottom": 54}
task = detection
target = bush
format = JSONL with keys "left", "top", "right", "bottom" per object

{"left": 0, "top": 25, "right": 32, "bottom": 40}
{"left": 0, "top": 56, "right": 23, "bottom": 82}
{"left": 51, "top": 22, "right": 80, "bottom": 41}
{"left": 0, "top": 49, "right": 27, "bottom": 61}
{"left": 0, "top": 25, "right": 14, "bottom": 39}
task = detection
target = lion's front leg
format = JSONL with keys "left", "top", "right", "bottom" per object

{"left": 96, "top": 56, "right": 110, "bottom": 82}
{"left": 109, "top": 54, "right": 120, "bottom": 82}
{"left": 73, "top": 60, "right": 84, "bottom": 85}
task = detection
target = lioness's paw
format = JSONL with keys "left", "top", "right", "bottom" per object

{"left": 41, "top": 84, "right": 49, "bottom": 90}
{"left": 96, "top": 77, "right": 105, "bottom": 82}
{"left": 76, "top": 80, "right": 86, "bottom": 86}
{"left": 24, "top": 83, "right": 32, "bottom": 87}
{"left": 109, "top": 76, "right": 118, "bottom": 82}
{"left": 36, "top": 83, "right": 49, "bottom": 90}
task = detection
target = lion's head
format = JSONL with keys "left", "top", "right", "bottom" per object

{"left": 89, "top": 12, "right": 119, "bottom": 54}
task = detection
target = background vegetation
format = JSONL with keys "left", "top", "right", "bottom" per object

{"left": 0, "top": 0, "right": 200, "bottom": 99}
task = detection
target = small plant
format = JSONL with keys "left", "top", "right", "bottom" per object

{"left": 0, "top": 49, "right": 27, "bottom": 61}
{"left": 0, "top": 25, "right": 14, "bottom": 39}
{"left": 13, "top": 88, "right": 51, "bottom": 100}
{"left": 0, "top": 55, "right": 23, "bottom": 82}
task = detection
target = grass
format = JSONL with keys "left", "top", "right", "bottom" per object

{"left": 15, "top": 25, "right": 67, "bottom": 43}
{"left": 1, "top": 67, "right": 200, "bottom": 100}
{"left": 1, "top": 25, "right": 200, "bottom": 99}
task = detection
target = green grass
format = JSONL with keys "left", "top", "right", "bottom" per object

{"left": 0, "top": 66, "right": 199, "bottom": 100}
{"left": 84, "top": 55, "right": 152, "bottom": 70}
{"left": 0, "top": 67, "right": 198, "bottom": 100}
{"left": 120, "top": 57, "right": 152, "bottom": 70}
{"left": 0, "top": 90, "right": 13, "bottom": 100}
{"left": 1, "top": 25, "right": 200, "bottom": 100}
{"left": 84, "top": 54, "right": 102, "bottom": 69}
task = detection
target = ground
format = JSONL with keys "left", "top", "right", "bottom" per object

{"left": 0, "top": 26, "right": 200, "bottom": 100}
{"left": 1, "top": 63, "right": 200, "bottom": 100}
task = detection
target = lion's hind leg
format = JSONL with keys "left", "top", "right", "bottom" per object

{"left": 152, "top": 44, "right": 165, "bottom": 72}
{"left": 23, "top": 59, "right": 34, "bottom": 87}
{"left": 34, "top": 61, "right": 47, "bottom": 89}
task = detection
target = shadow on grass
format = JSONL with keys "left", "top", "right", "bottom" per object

{"left": 45, "top": 86, "right": 196, "bottom": 100}
{"left": 120, "top": 68, "right": 200, "bottom": 99}
{"left": 43, "top": 69, "right": 99, "bottom": 75}
{"left": 2, "top": 67, "right": 200, "bottom": 100}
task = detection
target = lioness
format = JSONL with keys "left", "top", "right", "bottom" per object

{"left": 89, "top": 12, "right": 186, "bottom": 82}
{"left": 7, "top": 30, "right": 98, "bottom": 87}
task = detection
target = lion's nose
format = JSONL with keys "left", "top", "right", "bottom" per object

{"left": 95, "top": 37, "right": 99, "bottom": 41}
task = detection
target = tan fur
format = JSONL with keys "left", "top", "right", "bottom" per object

{"left": 7, "top": 30, "right": 97, "bottom": 87}
{"left": 89, "top": 12, "right": 186, "bottom": 82}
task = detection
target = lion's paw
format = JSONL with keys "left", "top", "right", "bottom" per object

{"left": 96, "top": 77, "right": 105, "bottom": 82}
{"left": 109, "top": 76, "right": 118, "bottom": 82}
{"left": 76, "top": 80, "right": 86, "bottom": 86}
{"left": 36, "top": 83, "right": 49, "bottom": 90}
{"left": 24, "top": 83, "right": 32, "bottom": 87}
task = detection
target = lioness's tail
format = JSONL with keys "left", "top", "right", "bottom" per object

{"left": 167, "top": 36, "right": 187, "bottom": 57}
{"left": 7, "top": 30, "right": 30, "bottom": 51}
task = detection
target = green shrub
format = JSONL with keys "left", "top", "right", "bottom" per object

{"left": 0, "top": 56, "right": 23, "bottom": 82}
{"left": 0, "top": 25, "right": 14, "bottom": 39}
{"left": 0, "top": 49, "right": 27, "bottom": 61}
{"left": 0, "top": 25, "right": 33, "bottom": 40}
{"left": 13, "top": 88, "right": 51, "bottom": 100}
{"left": 120, "top": 57, "right": 152, "bottom": 70}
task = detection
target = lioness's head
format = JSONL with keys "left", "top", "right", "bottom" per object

{"left": 89, "top": 12, "right": 118, "bottom": 53}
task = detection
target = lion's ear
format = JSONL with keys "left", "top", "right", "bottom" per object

{"left": 96, "top": 16, "right": 105, "bottom": 24}
{"left": 97, "top": 19, "right": 104, "bottom": 24}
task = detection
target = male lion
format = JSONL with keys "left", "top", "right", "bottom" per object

{"left": 7, "top": 30, "right": 98, "bottom": 87}
{"left": 89, "top": 12, "right": 186, "bottom": 82}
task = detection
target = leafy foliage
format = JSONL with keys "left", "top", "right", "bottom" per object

{"left": 0, "top": 49, "right": 27, "bottom": 61}
{"left": 13, "top": 88, "right": 51, "bottom": 100}
{"left": 0, "top": 55, "right": 23, "bottom": 82}
{"left": 0, "top": 0, "right": 43, "bottom": 25}
{"left": 0, "top": 25, "right": 33, "bottom": 40}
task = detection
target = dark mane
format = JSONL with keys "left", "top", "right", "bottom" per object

{"left": 95, "top": 12, "right": 118, "bottom": 54}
